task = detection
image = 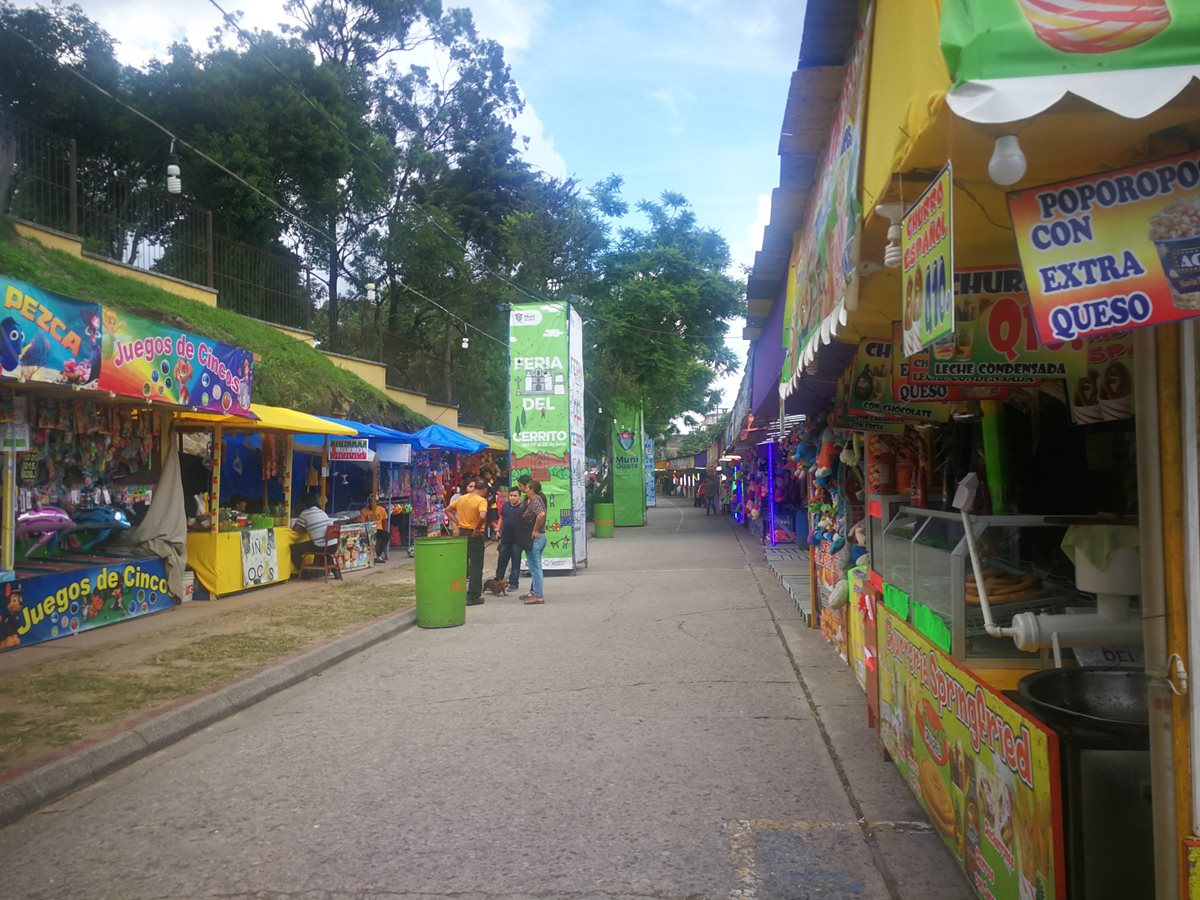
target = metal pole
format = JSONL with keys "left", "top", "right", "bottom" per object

{"left": 68, "top": 138, "right": 78, "bottom": 236}
{"left": 1136, "top": 327, "right": 1178, "bottom": 900}
{"left": 205, "top": 210, "right": 214, "bottom": 289}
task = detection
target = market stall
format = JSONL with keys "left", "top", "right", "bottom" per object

{"left": 295, "top": 417, "right": 416, "bottom": 568}
{"left": 176, "top": 404, "right": 355, "bottom": 599}
{"left": 0, "top": 275, "right": 254, "bottom": 650}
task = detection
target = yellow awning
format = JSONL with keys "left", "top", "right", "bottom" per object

{"left": 480, "top": 433, "right": 508, "bottom": 452}
{"left": 174, "top": 403, "right": 357, "bottom": 436}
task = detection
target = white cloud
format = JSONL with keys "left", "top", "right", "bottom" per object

{"left": 729, "top": 192, "right": 772, "bottom": 270}
{"left": 648, "top": 87, "right": 690, "bottom": 136}
{"left": 461, "top": 0, "right": 549, "bottom": 56}
{"left": 512, "top": 101, "right": 567, "bottom": 179}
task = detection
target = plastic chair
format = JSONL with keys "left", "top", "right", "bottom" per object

{"left": 300, "top": 523, "right": 342, "bottom": 581}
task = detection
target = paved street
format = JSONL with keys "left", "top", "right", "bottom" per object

{"left": 1, "top": 498, "right": 967, "bottom": 899}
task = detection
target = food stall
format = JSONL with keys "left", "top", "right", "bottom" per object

{"left": 176, "top": 404, "right": 355, "bottom": 599}
{"left": 0, "top": 275, "right": 256, "bottom": 650}
{"left": 295, "top": 417, "right": 416, "bottom": 570}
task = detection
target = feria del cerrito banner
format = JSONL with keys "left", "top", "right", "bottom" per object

{"left": 1, "top": 558, "right": 174, "bottom": 651}
{"left": 1009, "top": 150, "right": 1200, "bottom": 344}
{"left": 901, "top": 163, "right": 954, "bottom": 357}
{"left": 0, "top": 275, "right": 101, "bottom": 389}
{"left": 509, "top": 302, "right": 575, "bottom": 570}
{"left": 611, "top": 401, "right": 644, "bottom": 527}
{"left": 101, "top": 309, "right": 254, "bottom": 415}
{"left": 879, "top": 608, "right": 1064, "bottom": 900}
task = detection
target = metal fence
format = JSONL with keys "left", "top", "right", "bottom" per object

{"left": 0, "top": 113, "right": 312, "bottom": 331}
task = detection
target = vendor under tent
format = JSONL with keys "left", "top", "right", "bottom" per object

{"left": 293, "top": 415, "right": 417, "bottom": 565}
{"left": 174, "top": 404, "right": 355, "bottom": 599}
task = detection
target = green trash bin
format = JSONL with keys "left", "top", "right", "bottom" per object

{"left": 414, "top": 536, "right": 467, "bottom": 628}
{"left": 593, "top": 502, "right": 614, "bottom": 538}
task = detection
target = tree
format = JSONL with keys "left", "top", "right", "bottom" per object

{"left": 581, "top": 186, "right": 743, "bottom": 446}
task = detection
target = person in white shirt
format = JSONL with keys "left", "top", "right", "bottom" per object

{"left": 291, "top": 492, "right": 341, "bottom": 579}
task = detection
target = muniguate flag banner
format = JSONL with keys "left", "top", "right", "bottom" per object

{"left": 1009, "top": 151, "right": 1200, "bottom": 344}
{"left": 611, "top": 402, "right": 644, "bottom": 527}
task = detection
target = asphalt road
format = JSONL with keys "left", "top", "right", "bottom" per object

{"left": 1, "top": 497, "right": 967, "bottom": 899}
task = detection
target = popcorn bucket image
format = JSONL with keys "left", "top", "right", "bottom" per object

{"left": 1150, "top": 197, "right": 1200, "bottom": 309}
{"left": 1018, "top": 0, "right": 1170, "bottom": 54}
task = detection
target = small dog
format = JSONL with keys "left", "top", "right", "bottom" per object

{"left": 484, "top": 578, "right": 509, "bottom": 596}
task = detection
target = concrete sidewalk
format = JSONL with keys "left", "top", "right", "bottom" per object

{"left": 1, "top": 498, "right": 967, "bottom": 899}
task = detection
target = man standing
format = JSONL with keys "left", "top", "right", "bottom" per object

{"left": 494, "top": 486, "right": 525, "bottom": 591}
{"left": 705, "top": 468, "right": 721, "bottom": 516}
{"left": 291, "top": 492, "right": 341, "bottom": 580}
{"left": 447, "top": 480, "right": 489, "bottom": 606}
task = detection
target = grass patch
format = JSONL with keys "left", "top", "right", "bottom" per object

{"left": 0, "top": 579, "right": 414, "bottom": 772}
{"left": 0, "top": 222, "right": 429, "bottom": 428}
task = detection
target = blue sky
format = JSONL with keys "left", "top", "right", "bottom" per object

{"left": 40, "top": 0, "right": 806, "bottom": 410}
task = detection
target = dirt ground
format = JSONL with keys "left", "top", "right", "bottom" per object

{"left": 0, "top": 557, "right": 423, "bottom": 775}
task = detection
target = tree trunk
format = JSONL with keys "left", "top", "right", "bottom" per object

{"left": 326, "top": 212, "right": 339, "bottom": 352}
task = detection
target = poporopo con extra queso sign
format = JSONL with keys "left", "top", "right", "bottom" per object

{"left": 1009, "top": 151, "right": 1200, "bottom": 344}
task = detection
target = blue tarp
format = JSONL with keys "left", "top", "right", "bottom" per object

{"left": 411, "top": 423, "right": 486, "bottom": 454}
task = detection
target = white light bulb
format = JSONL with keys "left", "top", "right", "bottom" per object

{"left": 461, "top": 336, "right": 469, "bottom": 349}
{"left": 166, "top": 162, "right": 181, "bottom": 195}
{"left": 988, "top": 134, "right": 1027, "bottom": 187}
{"left": 366, "top": 282, "right": 376, "bottom": 302}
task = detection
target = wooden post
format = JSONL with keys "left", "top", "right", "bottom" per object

{"left": 210, "top": 426, "right": 222, "bottom": 536}
{"left": 320, "top": 435, "right": 328, "bottom": 510}
{"left": 205, "top": 210, "right": 215, "bottom": 289}
{"left": 283, "top": 434, "right": 294, "bottom": 521}
{"left": 1, "top": 448, "right": 14, "bottom": 572}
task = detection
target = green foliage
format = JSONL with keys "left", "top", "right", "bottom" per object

{"left": 678, "top": 414, "right": 728, "bottom": 457}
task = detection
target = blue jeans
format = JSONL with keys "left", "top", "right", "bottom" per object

{"left": 495, "top": 540, "right": 522, "bottom": 586}
{"left": 528, "top": 533, "right": 547, "bottom": 596}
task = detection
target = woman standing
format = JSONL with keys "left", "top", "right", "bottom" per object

{"left": 521, "top": 479, "right": 547, "bottom": 605}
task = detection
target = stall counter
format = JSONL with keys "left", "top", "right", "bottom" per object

{"left": 187, "top": 527, "right": 300, "bottom": 599}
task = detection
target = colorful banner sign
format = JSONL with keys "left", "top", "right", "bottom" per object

{"left": 101, "top": 310, "right": 253, "bottom": 415}
{"left": 942, "top": 0, "right": 1200, "bottom": 84}
{"left": 329, "top": 438, "right": 370, "bottom": 462}
{"left": 879, "top": 608, "right": 1064, "bottom": 900}
{"left": 783, "top": 6, "right": 873, "bottom": 388}
{"left": 509, "top": 302, "right": 578, "bottom": 570}
{"left": 0, "top": 275, "right": 101, "bottom": 389}
{"left": 336, "top": 522, "right": 374, "bottom": 572}
{"left": 902, "top": 164, "right": 954, "bottom": 357}
{"left": 644, "top": 436, "right": 657, "bottom": 508}
{"left": 0, "top": 558, "right": 174, "bottom": 651}
{"left": 611, "top": 401, "right": 645, "bottom": 527}
{"left": 241, "top": 528, "right": 278, "bottom": 587}
{"left": 1010, "top": 151, "right": 1200, "bottom": 344}
{"left": 847, "top": 337, "right": 951, "bottom": 423}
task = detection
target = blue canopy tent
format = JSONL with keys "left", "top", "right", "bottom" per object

{"left": 290, "top": 417, "right": 417, "bottom": 515}
{"left": 411, "top": 423, "right": 487, "bottom": 454}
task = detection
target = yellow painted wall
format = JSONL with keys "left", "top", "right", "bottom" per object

{"left": 14, "top": 221, "right": 220, "bottom": 307}
{"left": 270, "top": 324, "right": 315, "bottom": 346}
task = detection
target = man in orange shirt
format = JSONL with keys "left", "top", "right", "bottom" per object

{"left": 359, "top": 496, "right": 390, "bottom": 563}
{"left": 447, "top": 480, "right": 489, "bottom": 606}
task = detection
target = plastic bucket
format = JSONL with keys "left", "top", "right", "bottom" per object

{"left": 593, "top": 502, "right": 614, "bottom": 538}
{"left": 414, "top": 536, "right": 467, "bottom": 628}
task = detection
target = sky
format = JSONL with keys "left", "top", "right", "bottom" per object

{"left": 24, "top": 0, "right": 805, "bottom": 419}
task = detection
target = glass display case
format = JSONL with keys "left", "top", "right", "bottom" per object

{"left": 865, "top": 493, "right": 909, "bottom": 579}
{"left": 882, "top": 508, "right": 1103, "bottom": 665}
